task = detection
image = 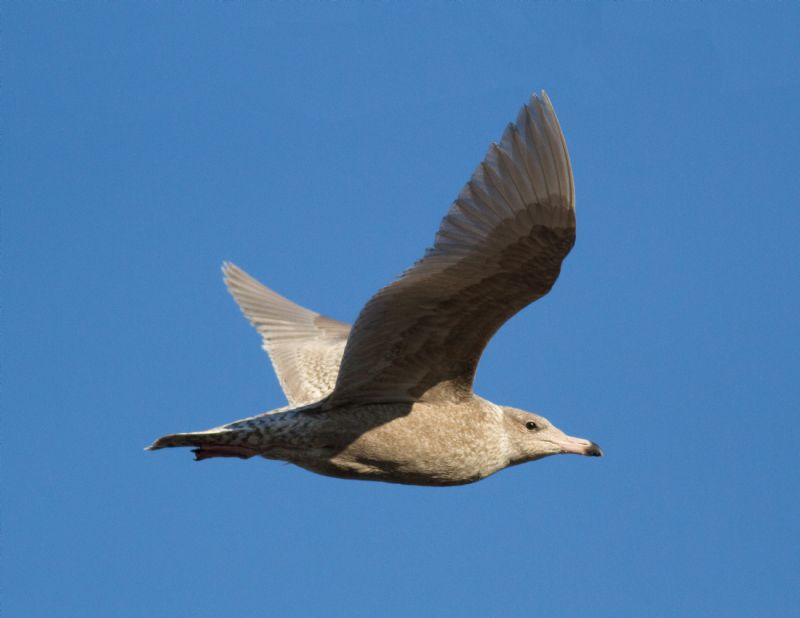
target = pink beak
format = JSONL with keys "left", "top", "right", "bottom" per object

{"left": 554, "top": 435, "right": 603, "bottom": 457}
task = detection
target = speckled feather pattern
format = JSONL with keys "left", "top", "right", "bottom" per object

{"left": 153, "top": 398, "right": 511, "bottom": 486}
{"left": 148, "top": 93, "right": 602, "bottom": 485}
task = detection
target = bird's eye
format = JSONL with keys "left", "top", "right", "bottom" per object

{"left": 526, "top": 421, "right": 538, "bottom": 431}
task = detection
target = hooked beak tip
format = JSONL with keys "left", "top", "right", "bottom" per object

{"left": 557, "top": 436, "right": 603, "bottom": 457}
{"left": 585, "top": 442, "right": 603, "bottom": 457}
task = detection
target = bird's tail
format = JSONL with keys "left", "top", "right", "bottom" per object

{"left": 146, "top": 428, "right": 259, "bottom": 461}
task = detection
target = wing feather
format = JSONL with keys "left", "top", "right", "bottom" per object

{"left": 223, "top": 263, "right": 350, "bottom": 406}
{"left": 328, "top": 92, "right": 575, "bottom": 406}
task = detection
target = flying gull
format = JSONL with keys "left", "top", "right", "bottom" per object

{"left": 148, "top": 92, "right": 602, "bottom": 486}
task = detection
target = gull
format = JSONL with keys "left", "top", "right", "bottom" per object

{"left": 148, "top": 92, "right": 602, "bottom": 486}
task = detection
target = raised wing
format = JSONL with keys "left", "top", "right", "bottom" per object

{"left": 328, "top": 92, "right": 575, "bottom": 406}
{"left": 223, "top": 262, "right": 351, "bottom": 407}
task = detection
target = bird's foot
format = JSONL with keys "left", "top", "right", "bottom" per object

{"left": 192, "top": 445, "right": 259, "bottom": 461}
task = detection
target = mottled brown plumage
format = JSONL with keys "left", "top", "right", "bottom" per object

{"left": 148, "top": 92, "right": 602, "bottom": 486}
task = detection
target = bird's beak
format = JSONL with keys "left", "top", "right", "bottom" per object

{"left": 554, "top": 435, "right": 603, "bottom": 457}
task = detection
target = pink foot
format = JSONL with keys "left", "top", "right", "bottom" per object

{"left": 192, "top": 445, "right": 258, "bottom": 461}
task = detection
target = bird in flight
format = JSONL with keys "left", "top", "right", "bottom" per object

{"left": 148, "top": 92, "right": 602, "bottom": 486}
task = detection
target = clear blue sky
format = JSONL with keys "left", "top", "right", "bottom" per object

{"left": 4, "top": 3, "right": 799, "bottom": 616}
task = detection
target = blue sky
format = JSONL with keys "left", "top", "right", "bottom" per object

{"left": 4, "top": 3, "right": 799, "bottom": 616}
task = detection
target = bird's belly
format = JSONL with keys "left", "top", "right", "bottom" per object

{"left": 291, "top": 405, "right": 508, "bottom": 486}
{"left": 295, "top": 459, "right": 483, "bottom": 487}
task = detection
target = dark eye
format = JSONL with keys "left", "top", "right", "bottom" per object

{"left": 526, "top": 421, "right": 538, "bottom": 431}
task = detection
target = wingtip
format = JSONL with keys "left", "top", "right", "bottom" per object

{"left": 526, "top": 90, "right": 557, "bottom": 117}
{"left": 222, "top": 261, "right": 253, "bottom": 290}
{"left": 222, "top": 262, "right": 267, "bottom": 299}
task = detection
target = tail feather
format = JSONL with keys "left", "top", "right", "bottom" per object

{"left": 146, "top": 429, "right": 258, "bottom": 461}
{"left": 146, "top": 430, "right": 222, "bottom": 451}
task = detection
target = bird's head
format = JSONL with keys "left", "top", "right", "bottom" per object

{"left": 501, "top": 406, "right": 603, "bottom": 464}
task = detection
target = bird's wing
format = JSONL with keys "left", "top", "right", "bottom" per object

{"left": 328, "top": 92, "right": 575, "bottom": 406}
{"left": 223, "top": 262, "right": 351, "bottom": 407}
